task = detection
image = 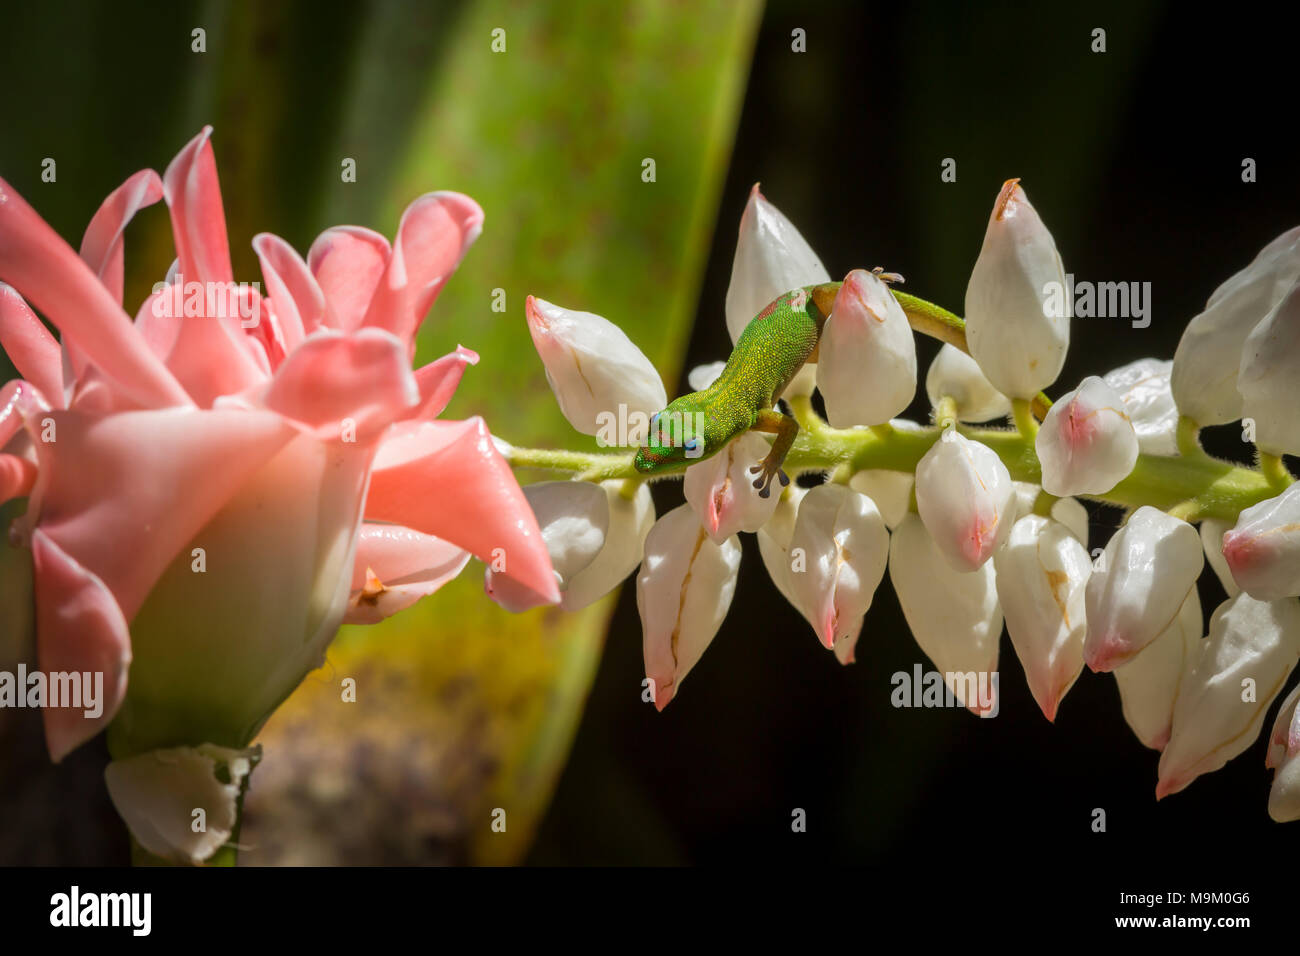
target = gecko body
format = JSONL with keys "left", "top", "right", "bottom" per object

{"left": 633, "top": 281, "right": 840, "bottom": 495}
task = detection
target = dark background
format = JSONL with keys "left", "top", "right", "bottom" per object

{"left": 528, "top": 0, "right": 1300, "bottom": 872}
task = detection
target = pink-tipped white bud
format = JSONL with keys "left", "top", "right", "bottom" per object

{"left": 684, "top": 432, "right": 781, "bottom": 543}
{"left": 725, "top": 183, "right": 829, "bottom": 345}
{"left": 1084, "top": 506, "right": 1203, "bottom": 671}
{"left": 816, "top": 269, "right": 917, "bottom": 428}
{"left": 1156, "top": 593, "right": 1300, "bottom": 799}
{"left": 1222, "top": 482, "right": 1300, "bottom": 600}
{"left": 1036, "top": 376, "right": 1138, "bottom": 496}
{"left": 915, "top": 432, "right": 1015, "bottom": 572}
{"left": 525, "top": 295, "right": 667, "bottom": 438}
{"left": 1103, "top": 357, "right": 1179, "bottom": 456}
{"left": 484, "top": 480, "right": 609, "bottom": 613}
{"left": 1238, "top": 278, "right": 1300, "bottom": 455}
{"left": 1113, "top": 590, "right": 1202, "bottom": 750}
{"left": 925, "top": 343, "right": 1011, "bottom": 423}
{"left": 1172, "top": 227, "right": 1300, "bottom": 425}
{"left": 994, "top": 515, "right": 1091, "bottom": 721}
{"left": 964, "top": 180, "right": 1070, "bottom": 399}
{"left": 889, "top": 513, "right": 1002, "bottom": 715}
{"left": 1265, "top": 684, "right": 1300, "bottom": 822}
{"left": 637, "top": 504, "right": 741, "bottom": 711}
{"left": 559, "top": 479, "right": 655, "bottom": 612}
{"left": 785, "top": 484, "right": 889, "bottom": 656}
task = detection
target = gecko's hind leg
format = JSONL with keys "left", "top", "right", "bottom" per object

{"left": 748, "top": 409, "right": 798, "bottom": 499}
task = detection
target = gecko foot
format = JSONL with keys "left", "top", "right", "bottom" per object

{"left": 749, "top": 462, "right": 790, "bottom": 499}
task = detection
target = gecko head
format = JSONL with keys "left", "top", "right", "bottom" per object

{"left": 634, "top": 395, "right": 720, "bottom": 474}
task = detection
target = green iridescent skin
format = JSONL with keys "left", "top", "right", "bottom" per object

{"left": 634, "top": 283, "right": 834, "bottom": 496}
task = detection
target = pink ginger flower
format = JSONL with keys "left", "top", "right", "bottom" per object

{"left": 0, "top": 127, "right": 558, "bottom": 763}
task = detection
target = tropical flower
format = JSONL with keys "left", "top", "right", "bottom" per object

{"left": 514, "top": 180, "right": 1300, "bottom": 823}
{"left": 0, "top": 128, "right": 556, "bottom": 861}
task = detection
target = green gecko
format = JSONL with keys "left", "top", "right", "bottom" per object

{"left": 635, "top": 277, "right": 886, "bottom": 496}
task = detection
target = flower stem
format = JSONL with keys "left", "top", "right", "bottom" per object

{"left": 505, "top": 289, "right": 1278, "bottom": 525}
{"left": 1259, "top": 452, "right": 1294, "bottom": 493}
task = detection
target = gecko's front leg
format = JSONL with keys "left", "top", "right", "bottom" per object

{"left": 748, "top": 408, "right": 798, "bottom": 498}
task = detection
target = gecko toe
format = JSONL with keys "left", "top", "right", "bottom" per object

{"left": 778, "top": 470, "right": 790, "bottom": 487}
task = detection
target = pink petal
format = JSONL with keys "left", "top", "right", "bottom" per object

{"left": 134, "top": 281, "right": 184, "bottom": 359}
{"left": 365, "top": 417, "right": 560, "bottom": 605}
{"left": 252, "top": 232, "right": 333, "bottom": 349}
{"left": 360, "top": 192, "right": 483, "bottom": 349}
{"left": 31, "top": 528, "right": 131, "bottom": 762}
{"left": 29, "top": 406, "right": 294, "bottom": 623}
{"left": 158, "top": 129, "right": 266, "bottom": 405}
{"left": 0, "top": 378, "right": 53, "bottom": 449}
{"left": 0, "top": 283, "right": 63, "bottom": 403}
{"left": 344, "top": 523, "right": 471, "bottom": 624}
{"left": 0, "top": 452, "right": 37, "bottom": 502}
{"left": 260, "top": 327, "right": 419, "bottom": 442}
{"left": 0, "top": 176, "right": 190, "bottom": 409}
{"left": 410, "top": 345, "right": 479, "bottom": 420}
{"left": 162, "top": 126, "right": 232, "bottom": 285}
{"left": 79, "top": 169, "right": 164, "bottom": 303}
{"left": 307, "top": 226, "right": 390, "bottom": 332}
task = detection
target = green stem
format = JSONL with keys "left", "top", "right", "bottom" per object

{"left": 506, "top": 289, "right": 1278, "bottom": 525}
{"left": 507, "top": 418, "right": 1276, "bottom": 523}
{"left": 1259, "top": 452, "right": 1295, "bottom": 493}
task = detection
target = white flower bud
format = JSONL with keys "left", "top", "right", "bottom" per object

{"left": 964, "top": 179, "right": 1069, "bottom": 398}
{"left": 1157, "top": 593, "right": 1300, "bottom": 799}
{"left": 1084, "top": 506, "right": 1203, "bottom": 671}
{"left": 1222, "top": 482, "right": 1300, "bottom": 600}
{"left": 724, "top": 183, "right": 829, "bottom": 345}
{"left": 105, "top": 744, "right": 260, "bottom": 865}
{"left": 1238, "top": 277, "right": 1300, "bottom": 455}
{"left": 1172, "top": 227, "right": 1300, "bottom": 425}
{"left": 785, "top": 484, "right": 889, "bottom": 656}
{"left": 915, "top": 432, "right": 1015, "bottom": 572}
{"left": 889, "top": 513, "right": 1002, "bottom": 715}
{"left": 994, "top": 515, "right": 1091, "bottom": 721}
{"left": 484, "top": 480, "right": 609, "bottom": 613}
{"left": 683, "top": 432, "right": 780, "bottom": 542}
{"left": 1114, "top": 590, "right": 1202, "bottom": 750}
{"left": 1102, "top": 357, "right": 1179, "bottom": 456}
{"left": 816, "top": 269, "right": 917, "bottom": 428}
{"left": 1265, "top": 684, "right": 1300, "bottom": 822}
{"left": 1052, "top": 496, "right": 1090, "bottom": 549}
{"left": 1036, "top": 376, "right": 1139, "bottom": 496}
{"left": 848, "top": 469, "right": 913, "bottom": 529}
{"left": 1199, "top": 518, "right": 1240, "bottom": 598}
{"left": 560, "top": 479, "right": 655, "bottom": 612}
{"left": 525, "top": 295, "right": 667, "bottom": 437}
{"left": 687, "top": 361, "right": 725, "bottom": 391}
{"left": 1011, "top": 484, "right": 1088, "bottom": 547}
{"left": 637, "top": 504, "right": 741, "bottom": 710}
{"left": 757, "top": 484, "right": 808, "bottom": 611}
{"left": 925, "top": 343, "right": 1011, "bottom": 423}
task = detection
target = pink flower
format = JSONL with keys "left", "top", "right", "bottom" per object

{"left": 0, "top": 127, "right": 558, "bottom": 763}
